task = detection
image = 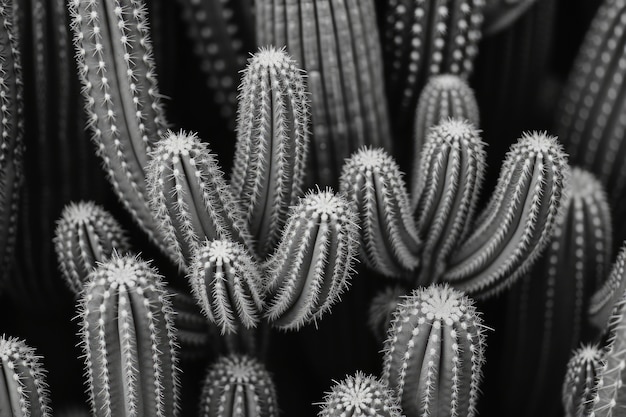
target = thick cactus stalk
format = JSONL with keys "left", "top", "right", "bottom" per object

{"left": 256, "top": 0, "right": 392, "bottom": 187}
{"left": 412, "top": 119, "right": 487, "bottom": 285}
{"left": 562, "top": 344, "right": 603, "bottom": 417}
{"left": 382, "top": 284, "right": 486, "bottom": 417}
{"left": 199, "top": 354, "right": 278, "bottom": 417}
{"left": 589, "top": 245, "right": 626, "bottom": 333}
{"left": 263, "top": 189, "right": 359, "bottom": 330}
{"left": 231, "top": 47, "right": 309, "bottom": 258}
{"left": 0, "top": 336, "right": 52, "bottom": 417}
{"left": 368, "top": 286, "right": 407, "bottom": 343}
{"left": 318, "top": 372, "right": 402, "bottom": 417}
{"left": 54, "top": 201, "right": 130, "bottom": 295}
{"left": 79, "top": 254, "right": 179, "bottom": 417}
{"left": 146, "top": 130, "right": 253, "bottom": 269}
{"left": 442, "top": 132, "right": 568, "bottom": 298}
{"left": 339, "top": 147, "right": 421, "bottom": 278}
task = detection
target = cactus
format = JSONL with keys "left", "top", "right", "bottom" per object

{"left": 442, "top": 132, "right": 568, "bottom": 298}
{"left": 199, "top": 354, "right": 278, "bottom": 417}
{"left": 169, "top": 287, "right": 215, "bottom": 362}
{"left": 263, "top": 189, "right": 359, "bottom": 330}
{"left": 231, "top": 47, "right": 309, "bottom": 258}
{"left": 256, "top": 0, "right": 392, "bottom": 187}
{"left": 368, "top": 286, "right": 407, "bottom": 343}
{"left": 382, "top": 284, "right": 486, "bottom": 417}
{"left": 317, "top": 372, "right": 402, "bottom": 417}
{"left": 562, "top": 344, "right": 604, "bottom": 417}
{"left": 79, "top": 254, "right": 179, "bottom": 417}
{"left": 589, "top": 244, "right": 626, "bottom": 333}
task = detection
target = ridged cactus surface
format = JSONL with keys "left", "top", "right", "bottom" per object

{"left": 589, "top": 245, "right": 626, "bottom": 333}
{"left": 562, "top": 344, "right": 603, "bottom": 417}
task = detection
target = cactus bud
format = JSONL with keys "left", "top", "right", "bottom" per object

{"left": 368, "top": 286, "right": 408, "bottom": 343}
{"left": 589, "top": 244, "right": 626, "bottom": 333}
{"left": 563, "top": 344, "right": 603, "bottom": 417}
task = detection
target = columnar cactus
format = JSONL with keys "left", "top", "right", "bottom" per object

{"left": 382, "top": 284, "right": 486, "bottom": 417}
{"left": 256, "top": 0, "right": 392, "bottom": 187}
{"left": 79, "top": 254, "right": 179, "bottom": 417}
{"left": 199, "top": 354, "right": 278, "bottom": 417}
{"left": 368, "top": 286, "right": 407, "bottom": 343}
{"left": 0, "top": 336, "right": 52, "bottom": 417}
{"left": 589, "top": 245, "right": 626, "bottom": 333}
{"left": 317, "top": 372, "right": 402, "bottom": 417}
{"left": 562, "top": 344, "right": 603, "bottom": 417}
{"left": 231, "top": 47, "right": 309, "bottom": 258}
{"left": 263, "top": 189, "right": 360, "bottom": 330}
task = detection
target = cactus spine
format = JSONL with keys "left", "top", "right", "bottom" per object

{"left": 562, "top": 344, "right": 603, "bottom": 417}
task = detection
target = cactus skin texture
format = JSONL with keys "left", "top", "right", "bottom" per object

{"left": 68, "top": 0, "right": 169, "bottom": 248}
{"left": 231, "top": 47, "right": 309, "bottom": 258}
{"left": 256, "top": 0, "right": 392, "bottom": 187}
{"left": 412, "top": 119, "right": 487, "bottom": 285}
{"left": 199, "top": 354, "right": 278, "bottom": 417}
{"left": 317, "top": 372, "right": 402, "bottom": 417}
{"left": 368, "top": 286, "right": 408, "bottom": 343}
{"left": 382, "top": 284, "right": 486, "bottom": 417}
{"left": 79, "top": 254, "right": 179, "bottom": 417}
{"left": 147, "top": 130, "right": 253, "bottom": 269}
{"left": 53, "top": 201, "right": 130, "bottom": 295}
{"left": 0, "top": 336, "right": 52, "bottom": 417}
{"left": 442, "top": 132, "right": 568, "bottom": 299}
{"left": 339, "top": 147, "right": 421, "bottom": 278}
{"left": 562, "top": 344, "right": 604, "bottom": 417}
{"left": 589, "top": 244, "right": 626, "bottom": 334}
{"left": 263, "top": 189, "right": 360, "bottom": 331}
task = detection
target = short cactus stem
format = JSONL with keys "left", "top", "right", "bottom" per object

{"left": 318, "top": 372, "right": 402, "bottom": 417}
{"left": 231, "top": 47, "right": 309, "bottom": 258}
{"left": 589, "top": 244, "right": 626, "bottom": 334}
{"left": 382, "top": 284, "right": 486, "bottom": 417}
{"left": 199, "top": 354, "right": 278, "bottom": 417}
{"left": 263, "top": 189, "right": 360, "bottom": 330}
{"left": 54, "top": 201, "right": 130, "bottom": 295}
{"left": 412, "top": 119, "right": 487, "bottom": 285}
{"left": 562, "top": 344, "right": 604, "bottom": 417}
{"left": 442, "top": 132, "right": 568, "bottom": 298}
{"left": 0, "top": 336, "right": 52, "bottom": 417}
{"left": 79, "top": 254, "right": 179, "bottom": 417}
{"left": 147, "top": 130, "right": 253, "bottom": 269}
{"left": 368, "top": 286, "right": 408, "bottom": 343}
{"left": 339, "top": 147, "right": 421, "bottom": 278}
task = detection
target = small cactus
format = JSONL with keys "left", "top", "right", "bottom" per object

{"left": 589, "top": 244, "right": 626, "bottom": 333}
{"left": 368, "top": 286, "right": 408, "bottom": 343}
{"left": 562, "top": 344, "right": 604, "bottom": 417}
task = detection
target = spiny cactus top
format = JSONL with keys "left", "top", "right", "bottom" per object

{"left": 562, "top": 344, "right": 603, "bottom": 417}
{"left": 79, "top": 254, "right": 179, "bottom": 417}
{"left": 199, "top": 354, "right": 278, "bottom": 417}
{"left": 54, "top": 201, "right": 130, "bottom": 295}
{"left": 0, "top": 336, "right": 52, "bottom": 417}
{"left": 231, "top": 46, "right": 309, "bottom": 258}
{"left": 317, "top": 372, "right": 402, "bottom": 417}
{"left": 263, "top": 189, "right": 360, "bottom": 330}
{"left": 383, "top": 284, "right": 485, "bottom": 417}
{"left": 589, "top": 244, "right": 626, "bottom": 333}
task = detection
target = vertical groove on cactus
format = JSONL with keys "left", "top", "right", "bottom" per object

{"left": 199, "top": 354, "right": 278, "bottom": 417}
{"left": 382, "top": 284, "right": 486, "bottom": 417}
{"left": 589, "top": 244, "right": 626, "bottom": 333}
{"left": 263, "top": 189, "right": 360, "bottom": 330}
{"left": 79, "top": 254, "right": 179, "bottom": 417}
{"left": 442, "top": 132, "right": 568, "bottom": 298}
{"left": 256, "top": 0, "right": 392, "bottom": 187}
{"left": 368, "top": 286, "right": 407, "bottom": 343}
{"left": 339, "top": 147, "right": 421, "bottom": 278}
{"left": 231, "top": 47, "right": 309, "bottom": 258}
{"left": 562, "top": 344, "right": 603, "bottom": 417}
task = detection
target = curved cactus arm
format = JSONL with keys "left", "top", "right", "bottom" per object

{"left": 368, "top": 285, "right": 408, "bottom": 343}
{"left": 442, "top": 132, "right": 568, "bottom": 298}
{"left": 562, "top": 344, "right": 604, "bottom": 417}
{"left": 589, "top": 245, "right": 626, "bottom": 334}
{"left": 231, "top": 47, "right": 309, "bottom": 258}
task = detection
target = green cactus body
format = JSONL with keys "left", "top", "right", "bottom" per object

{"left": 382, "top": 284, "right": 485, "bottom": 417}
{"left": 231, "top": 47, "right": 309, "bottom": 258}
{"left": 54, "top": 201, "right": 130, "bottom": 295}
{"left": 199, "top": 354, "right": 278, "bottom": 417}
{"left": 562, "top": 344, "right": 603, "bottom": 417}
{"left": 79, "top": 254, "right": 179, "bottom": 417}
{"left": 147, "top": 130, "right": 253, "bottom": 269}
{"left": 412, "top": 119, "right": 486, "bottom": 285}
{"left": 368, "top": 286, "right": 408, "bottom": 343}
{"left": 318, "top": 372, "right": 402, "bottom": 417}
{"left": 339, "top": 147, "right": 421, "bottom": 278}
{"left": 589, "top": 245, "right": 626, "bottom": 334}
{"left": 442, "top": 132, "right": 568, "bottom": 298}
{"left": 0, "top": 336, "right": 51, "bottom": 417}
{"left": 256, "top": 0, "right": 391, "bottom": 187}
{"left": 263, "top": 189, "right": 359, "bottom": 330}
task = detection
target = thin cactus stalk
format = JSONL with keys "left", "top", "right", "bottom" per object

{"left": 146, "top": 130, "right": 253, "bottom": 269}
{"left": 442, "top": 132, "right": 568, "bottom": 298}
{"left": 339, "top": 147, "right": 421, "bottom": 278}
{"left": 54, "top": 201, "right": 130, "bottom": 295}
{"left": 382, "top": 284, "right": 486, "bottom": 417}
{"left": 256, "top": 0, "right": 392, "bottom": 187}
{"left": 589, "top": 244, "right": 626, "bottom": 334}
{"left": 230, "top": 47, "right": 309, "bottom": 258}
{"left": 263, "top": 189, "right": 359, "bottom": 331}
{"left": 199, "top": 354, "right": 278, "bottom": 417}
{"left": 317, "top": 372, "right": 402, "bottom": 417}
{"left": 368, "top": 285, "right": 407, "bottom": 343}
{"left": 562, "top": 344, "right": 604, "bottom": 417}
{"left": 482, "top": 0, "right": 539, "bottom": 34}
{"left": 0, "top": 336, "right": 52, "bottom": 417}
{"left": 79, "top": 254, "right": 179, "bottom": 417}
{"left": 412, "top": 119, "right": 487, "bottom": 286}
